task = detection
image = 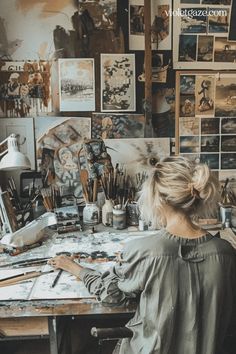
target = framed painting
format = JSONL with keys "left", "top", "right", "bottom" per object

{"left": 176, "top": 70, "right": 236, "bottom": 171}
{"left": 100, "top": 53, "right": 136, "bottom": 112}
{"left": 58, "top": 58, "right": 95, "bottom": 112}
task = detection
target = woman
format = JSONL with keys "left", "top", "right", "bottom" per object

{"left": 49, "top": 156, "right": 236, "bottom": 354}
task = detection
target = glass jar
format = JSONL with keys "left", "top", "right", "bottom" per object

{"left": 102, "top": 199, "right": 113, "bottom": 226}
{"left": 113, "top": 207, "right": 126, "bottom": 230}
{"left": 83, "top": 202, "right": 100, "bottom": 225}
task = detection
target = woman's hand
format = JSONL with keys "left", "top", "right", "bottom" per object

{"left": 48, "top": 255, "right": 84, "bottom": 279}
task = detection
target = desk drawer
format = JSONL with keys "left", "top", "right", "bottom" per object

{"left": 0, "top": 317, "right": 49, "bottom": 337}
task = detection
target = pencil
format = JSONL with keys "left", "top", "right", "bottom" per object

{"left": 51, "top": 269, "right": 63, "bottom": 288}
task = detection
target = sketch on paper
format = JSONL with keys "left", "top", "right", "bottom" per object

{"left": 35, "top": 117, "right": 91, "bottom": 197}
{"left": 0, "top": 117, "right": 35, "bottom": 169}
{"left": 104, "top": 138, "right": 170, "bottom": 175}
{"left": 179, "top": 117, "right": 199, "bottom": 136}
{"left": 0, "top": 61, "right": 51, "bottom": 117}
{"left": 91, "top": 113, "right": 145, "bottom": 139}
{"left": 101, "top": 54, "right": 136, "bottom": 112}
{"left": 59, "top": 58, "right": 95, "bottom": 112}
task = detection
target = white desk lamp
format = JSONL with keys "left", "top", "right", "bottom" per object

{"left": 0, "top": 134, "right": 31, "bottom": 171}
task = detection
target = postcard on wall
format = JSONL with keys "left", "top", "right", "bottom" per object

{"left": 58, "top": 59, "right": 95, "bottom": 112}
{"left": 129, "top": 0, "right": 172, "bottom": 51}
{"left": 35, "top": 116, "right": 91, "bottom": 197}
{"left": 101, "top": 54, "right": 136, "bottom": 112}
{"left": 0, "top": 117, "right": 35, "bottom": 170}
{"left": 176, "top": 71, "right": 236, "bottom": 171}
{"left": 91, "top": 113, "right": 145, "bottom": 139}
{"left": 173, "top": 0, "right": 236, "bottom": 69}
{"left": 0, "top": 61, "right": 51, "bottom": 117}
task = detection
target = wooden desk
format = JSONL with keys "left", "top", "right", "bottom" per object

{"left": 0, "top": 226, "right": 141, "bottom": 354}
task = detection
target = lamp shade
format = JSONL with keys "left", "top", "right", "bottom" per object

{"left": 0, "top": 134, "right": 31, "bottom": 171}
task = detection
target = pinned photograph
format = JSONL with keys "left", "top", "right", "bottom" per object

{"left": 58, "top": 58, "right": 95, "bottom": 111}
{"left": 221, "top": 118, "right": 236, "bottom": 134}
{"left": 200, "top": 153, "right": 219, "bottom": 170}
{"left": 197, "top": 35, "right": 214, "bottom": 62}
{"left": 180, "top": 8, "right": 207, "bottom": 33}
{"left": 180, "top": 95, "right": 195, "bottom": 117}
{"left": 101, "top": 53, "right": 136, "bottom": 112}
{"left": 214, "top": 37, "right": 236, "bottom": 63}
{"left": 180, "top": 75, "right": 195, "bottom": 95}
{"left": 201, "top": 118, "right": 220, "bottom": 135}
{"left": 201, "top": 135, "right": 219, "bottom": 152}
{"left": 91, "top": 113, "right": 145, "bottom": 139}
{"left": 215, "top": 75, "right": 236, "bottom": 117}
{"left": 208, "top": 7, "right": 229, "bottom": 33}
{"left": 195, "top": 75, "right": 215, "bottom": 116}
{"left": 179, "top": 136, "right": 199, "bottom": 153}
{"left": 221, "top": 153, "right": 236, "bottom": 169}
{"left": 221, "top": 135, "right": 236, "bottom": 151}
{"left": 178, "top": 35, "right": 197, "bottom": 62}
{"left": 179, "top": 117, "right": 199, "bottom": 136}
{"left": 129, "top": 4, "right": 144, "bottom": 35}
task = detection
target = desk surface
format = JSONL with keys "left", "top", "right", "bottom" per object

{"left": 0, "top": 225, "right": 149, "bottom": 318}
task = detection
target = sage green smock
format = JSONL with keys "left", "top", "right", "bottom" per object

{"left": 80, "top": 230, "right": 236, "bottom": 354}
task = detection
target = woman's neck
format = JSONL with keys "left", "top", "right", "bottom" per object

{"left": 164, "top": 207, "right": 205, "bottom": 238}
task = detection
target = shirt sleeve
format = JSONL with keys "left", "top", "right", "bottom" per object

{"left": 79, "top": 242, "right": 148, "bottom": 306}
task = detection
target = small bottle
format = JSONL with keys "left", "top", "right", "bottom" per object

{"left": 83, "top": 202, "right": 100, "bottom": 225}
{"left": 102, "top": 199, "right": 113, "bottom": 226}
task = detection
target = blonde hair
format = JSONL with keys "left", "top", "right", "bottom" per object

{"left": 138, "top": 155, "right": 220, "bottom": 229}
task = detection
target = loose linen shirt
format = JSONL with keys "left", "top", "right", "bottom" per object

{"left": 80, "top": 229, "right": 236, "bottom": 354}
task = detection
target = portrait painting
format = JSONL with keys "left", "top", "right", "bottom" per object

{"left": 101, "top": 54, "right": 136, "bottom": 112}
{"left": 35, "top": 116, "right": 91, "bottom": 197}
{"left": 59, "top": 58, "right": 95, "bottom": 112}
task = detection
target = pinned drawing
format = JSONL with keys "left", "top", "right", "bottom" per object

{"left": 101, "top": 54, "right": 136, "bottom": 112}
{"left": 58, "top": 58, "right": 95, "bottom": 112}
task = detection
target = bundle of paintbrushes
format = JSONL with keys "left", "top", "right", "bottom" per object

{"left": 40, "top": 185, "right": 60, "bottom": 211}
{"left": 100, "top": 164, "right": 146, "bottom": 210}
{"left": 80, "top": 169, "right": 98, "bottom": 203}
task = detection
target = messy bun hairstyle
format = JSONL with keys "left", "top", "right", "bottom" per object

{"left": 138, "top": 155, "right": 220, "bottom": 229}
